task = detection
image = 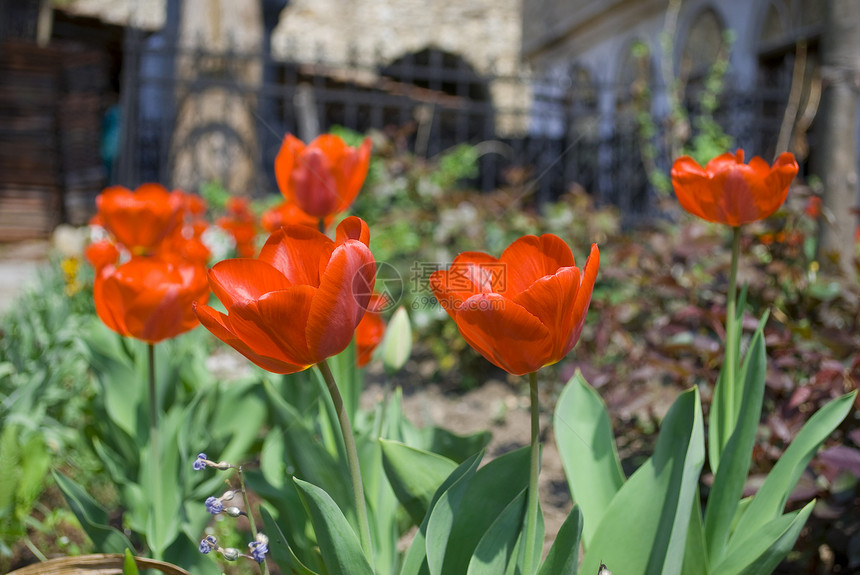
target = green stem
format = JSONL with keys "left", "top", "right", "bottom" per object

{"left": 147, "top": 343, "right": 162, "bottom": 559}
{"left": 523, "top": 371, "right": 541, "bottom": 575}
{"left": 317, "top": 359, "right": 373, "bottom": 562}
{"left": 725, "top": 226, "right": 741, "bottom": 423}
{"left": 238, "top": 466, "right": 270, "bottom": 575}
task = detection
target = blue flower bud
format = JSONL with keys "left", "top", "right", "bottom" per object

{"left": 199, "top": 535, "right": 217, "bottom": 554}
{"left": 193, "top": 453, "right": 207, "bottom": 471}
{"left": 248, "top": 538, "right": 269, "bottom": 563}
{"left": 205, "top": 496, "right": 224, "bottom": 515}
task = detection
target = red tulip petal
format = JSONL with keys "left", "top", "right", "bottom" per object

{"left": 194, "top": 302, "right": 307, "bottom": 374}
{"left": 355, "top": 311, "right": 385, "bottom": 367}
{"left": 563, "top": 243, "right": 599, "bottom": 353}
{"left": 500, "top": 234, "right": 576, "bottom": 296}
{"left": 291, "top": 147, "right": 341, "bottom": 218}
{"left": 513, "top": 266, "right": 581, "bottom": 362}
{"left": 208, "top": 259, "right": 292, "bottom": 309}
{"left": 258, "top": 225, "right": 334, "bottom": 287}
{"left": 704, "top": 151, "right": 742, "bottom": 173}
{"left": 306, "top": 240, "right": 376, "bottom": 360}
{"left": 335, "top": 216, "right": 371, "bottom": 247}
{"left": 275, "top": 134, "right": 306, "bottom": 203}
{"left": 230, "top": 285, "right": 318, "bottom": 367}
{"left": 94, "top": 274, "right": 130, "bottom": 337}
{"left": 671, "top": 156, "right": 722, "bottom": 223}
{"left": 454, "top": 293, "right": 552, "bottom": 375}
{"left": 336, "top": 137, "right": 372, "bottom": 213}
{"left": 429, "top": 251, "right": 501, "bottom": 314}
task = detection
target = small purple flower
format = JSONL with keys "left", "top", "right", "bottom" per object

{"left": 193, "top": 453, "right": 207, "bottom": 471}
{"left": 205, "top": 496, "right": 224, "bottom": 515}
{"left": 248, "top": 540, "right": 269, "bottom": 563}
{"left": 199, "top": 535, "right": 217, "bottom": 554}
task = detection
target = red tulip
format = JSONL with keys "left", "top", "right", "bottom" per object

{"left": 94, "top": 254, "right": 210, "bottom": 343}
{"left": 194, "top": 217, "right": 377, "bottom": 374}
{"left": 261, "top": 201, "right": 330, "bottom": 233}
{"left": 96, "top": 184, "right": 184, "bottom": 254}
{"left": 355, "top": 294, "right": 389, "bottom": 367}
{"left": 85, "top": 240, "right": 120, "bottom": 274}
{"left": 430, "top": 235, "right": 599, "bottom": 376}
{"left": 671, "top": 150, "right": 799, "bottom": 227}
{"left": 275, "top": 134, "right": 372, "bottom": 220}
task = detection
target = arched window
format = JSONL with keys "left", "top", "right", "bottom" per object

{"left": 681, "top": 8, "right": 726, "bottom": 79}
{"left": 380, "top": 47, "right": 493, "bottom": 156}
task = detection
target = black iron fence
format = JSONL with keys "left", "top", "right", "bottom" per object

{"left": 115, "top": 37, "right": 799, "bottom": 225}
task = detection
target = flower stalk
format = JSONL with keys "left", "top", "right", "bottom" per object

{"left": 147, "top": 343, "right": 163, "bottom": 559}
{"left": 523, "top": 371, "right": 541, "bottom": 575}
{"left": 318, "top": 359, "right": 373, "bottom": 559}
{"left": 724, "top": 226, "right": 741, "bottom": 426}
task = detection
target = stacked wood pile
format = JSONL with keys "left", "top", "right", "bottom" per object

{"left": 0, "top": 39, "right": 108, "bottom": 241}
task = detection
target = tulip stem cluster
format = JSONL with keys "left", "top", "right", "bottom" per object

{"left": 317, "top": 359, "right": 374, "bottom": 559}
{"left": 523, "top": 371, "right": 541, "bottom": 575}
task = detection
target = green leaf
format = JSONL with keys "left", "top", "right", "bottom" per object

{"left": 15, "top": 432, "right": 50, "bottom": 519}
{"left": 708, "top": 294, "right": 758, "bottom": 474}
{"left": 261, "top": 506, "right": 320, "bottom": 575}
{"left": 382, "top": 307, "right": 412, "bottom": 373}
{"left": 681, "top": 490, "right": 708, "bottom": 575}
{"left": 123, "top": 548, "right": 140, "bottom": 575}
{"left": 86, "top": 322, "right": 142, "bottom": 438}
{"left": 704, "top": 328, "right": 767, "bottom": 566}
{"left": 380, "top": 439, "right": 458, "bottom": 524}
{"left": 261, "top": 428, "right": 287, "bottom": 489}
{"left": 430, "top": 447, "right": 531, "bottom": 575}
{"left": 730, "top": 390, "right": 857, "bottom": 545}
{"left": 467, "top": 489, "right": 527, "bottom": 575}
{"left": 711, "top": 501, "right": 814, "bottom": 575}
{"left": 581, "top": 387, "right": 704, "bottom": 575}
{"left": 143, "top": 407, "right": 183, "bottom": 556}
{"left": 401, "top": 451, "right": 483, "bottom": 575}
{"left": 293, "top": 477, "right": 374, "bottom": 575}
{"left": 52, "top": 470, "right": 135, "bottom": 553}
{"left": 554, "top": 371, "right": 625, "bottom": 547}
{"left": 0, "top": 424, "right": 21, "bottom": 515}
{"left": 538, "top": 505, "right": 582, "bottom": 575}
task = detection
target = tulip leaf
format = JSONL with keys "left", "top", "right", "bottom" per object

{"left": 398, "top": 417, "right": 492, "bottom": 464}
{"left": 537, "top": 504, "right": 582, "bottom": 575}
{"left": 710, "top": 501, "right": 814, "bottom": 575}
{"left": 729, "top": 390, "right": 857, "bottom": 547}
{"left": 581, "top": 387, "right": 704, "bottom": 575}
{"left": 681, "top": 490, "right": 708, "bottom": 575}
{"left": 466, "top": 488, "right": 527, "bottom": 575}
{"left": 554, "top": 370, "right": 625, "bottom": 547}
{"left": 704, "top": 326, "right": 766, "bottom": 567}
{"left": 708, "top": 291, "right": 756, "bottom": 474}
{"left": 144, "top": 406, "right": 182, "bottom": 556}
{"left": 382, "top": 307, "right": 412, "bottom": 373}
{"left": 293, "top": 477, "right": 374, "bottom": 575}
{"left": 123, "top": 548, "right": 140, "bottom": 575}
{"left": 52, "top": 470, "right": 135, "bottom": 553}
{"left": 260, "top": 506, "right": 321, "bottom": 575}
{"left": 430, "top": 446, "right": 531, "bottom": 575}
{"left": 401, "top": 451, "right": 483, "bottom": 575}
{"left": 380, "top": 439, "right": 458, "bottom": 524}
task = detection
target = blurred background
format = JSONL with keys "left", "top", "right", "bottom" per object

{"left": 1, "top": 0, "right": 856, "bottom": 239}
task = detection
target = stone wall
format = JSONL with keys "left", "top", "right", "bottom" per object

{"left": 270, "top": 0, "right": 529, "bottom": 135}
